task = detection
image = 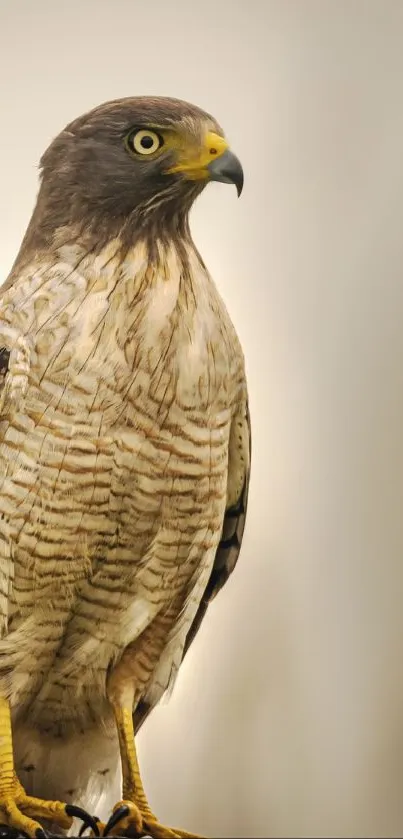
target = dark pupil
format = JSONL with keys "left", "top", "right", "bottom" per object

{"left": 140, "top": 134, "right": 155, "bottom": 149}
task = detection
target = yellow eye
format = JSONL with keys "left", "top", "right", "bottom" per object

{"left": 128, "top": 129, "right": 163, "bottom": 156}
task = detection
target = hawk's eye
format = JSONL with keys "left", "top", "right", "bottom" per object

{"left": 127, "top": 129, "right": 163, "bottom": 156}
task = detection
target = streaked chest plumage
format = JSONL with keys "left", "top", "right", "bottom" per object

{"left": 0, "top": 236, "right": 244, "bottom": 725}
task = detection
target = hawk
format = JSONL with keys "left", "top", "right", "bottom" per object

{"left": 0, "top": 96, "right": 251, "bottom": 839}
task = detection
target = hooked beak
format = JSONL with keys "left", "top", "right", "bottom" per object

{"left": 207, "top": 149, "right": 244, "bottom": 197}
{"left": 166, "top": 131, "right": 244, "bottom": 197}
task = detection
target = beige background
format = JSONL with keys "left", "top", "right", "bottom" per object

{"left": 2, "top": 0, "right": 403, "bottom": 836}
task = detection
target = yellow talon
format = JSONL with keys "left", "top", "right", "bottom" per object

{"left": 141, "top": 820, "right": 192, "bottom": 839}
{"left": 0, "top": 699, "right": 100, "bottom": 837}
{"left": 105, "top": 698, "right": 205, "bottom": 838}
{"left": 0, "top": 779, "right": 73, "bottom": 836}
{"left": 0, "top": 696, "right": 73, "bottom": 837}
{"left": 106, "top": 800, "right": 143, "bottom": 836}
{"left": 104, "top": 802, "right": 202, "bottom": 839}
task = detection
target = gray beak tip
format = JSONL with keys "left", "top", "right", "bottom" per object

{"left": 207, "top": 149, "right": 244, "bottom": 197}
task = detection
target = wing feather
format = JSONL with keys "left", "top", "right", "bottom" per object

{"left": 182, "top": 399, "right": 251, "bottom": 656}
{"left": 133, "top": 399, "right": 251, "bottom": 734}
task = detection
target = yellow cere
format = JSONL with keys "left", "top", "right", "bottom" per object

{"left": 165, "top": 131, "right": 229, "bottom": 181}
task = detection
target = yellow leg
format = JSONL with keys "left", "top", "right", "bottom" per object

{"left": 0, "top": 697, "right": 98, "bottom": 838}
{"left": 105, "top": 702, "right": 204, "bottom": 839}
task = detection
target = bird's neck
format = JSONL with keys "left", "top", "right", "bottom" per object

{"left": 7, "top": 226, "right": 215, "bottom": 331}
{"left": 53, "top": 228, "right": 208, "bottom": 299}
{"left": 3, "top": 227, "right": 234, "bottom": 418}
{"left": 7, "top": 213, "right": 201, "bottom": 294}
{"left": 9, "top": 183, "right": 195, "bottom": 282}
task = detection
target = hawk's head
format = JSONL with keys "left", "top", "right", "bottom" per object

{"left": 33, "top": 96, "right": 243, "bottom": 249}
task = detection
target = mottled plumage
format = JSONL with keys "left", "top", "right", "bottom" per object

{"left": 0, "top": 96, "right": 250, "bottom": 837}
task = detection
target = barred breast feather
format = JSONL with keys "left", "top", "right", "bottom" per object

{"left": 0, "top": 233, "right": 250, "bottom": 815}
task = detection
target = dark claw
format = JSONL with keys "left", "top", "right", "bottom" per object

{"left": 66, "top": 804, "right": 100, "bottom": 837}
{"left": 79, "top": 816, "right": 102, "bottom": 838}
{"left": 103, "top": 805, "right": 130, "bottom": 837}
{"left": 35, "top": 831, "right": 46, "bottom": 839}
